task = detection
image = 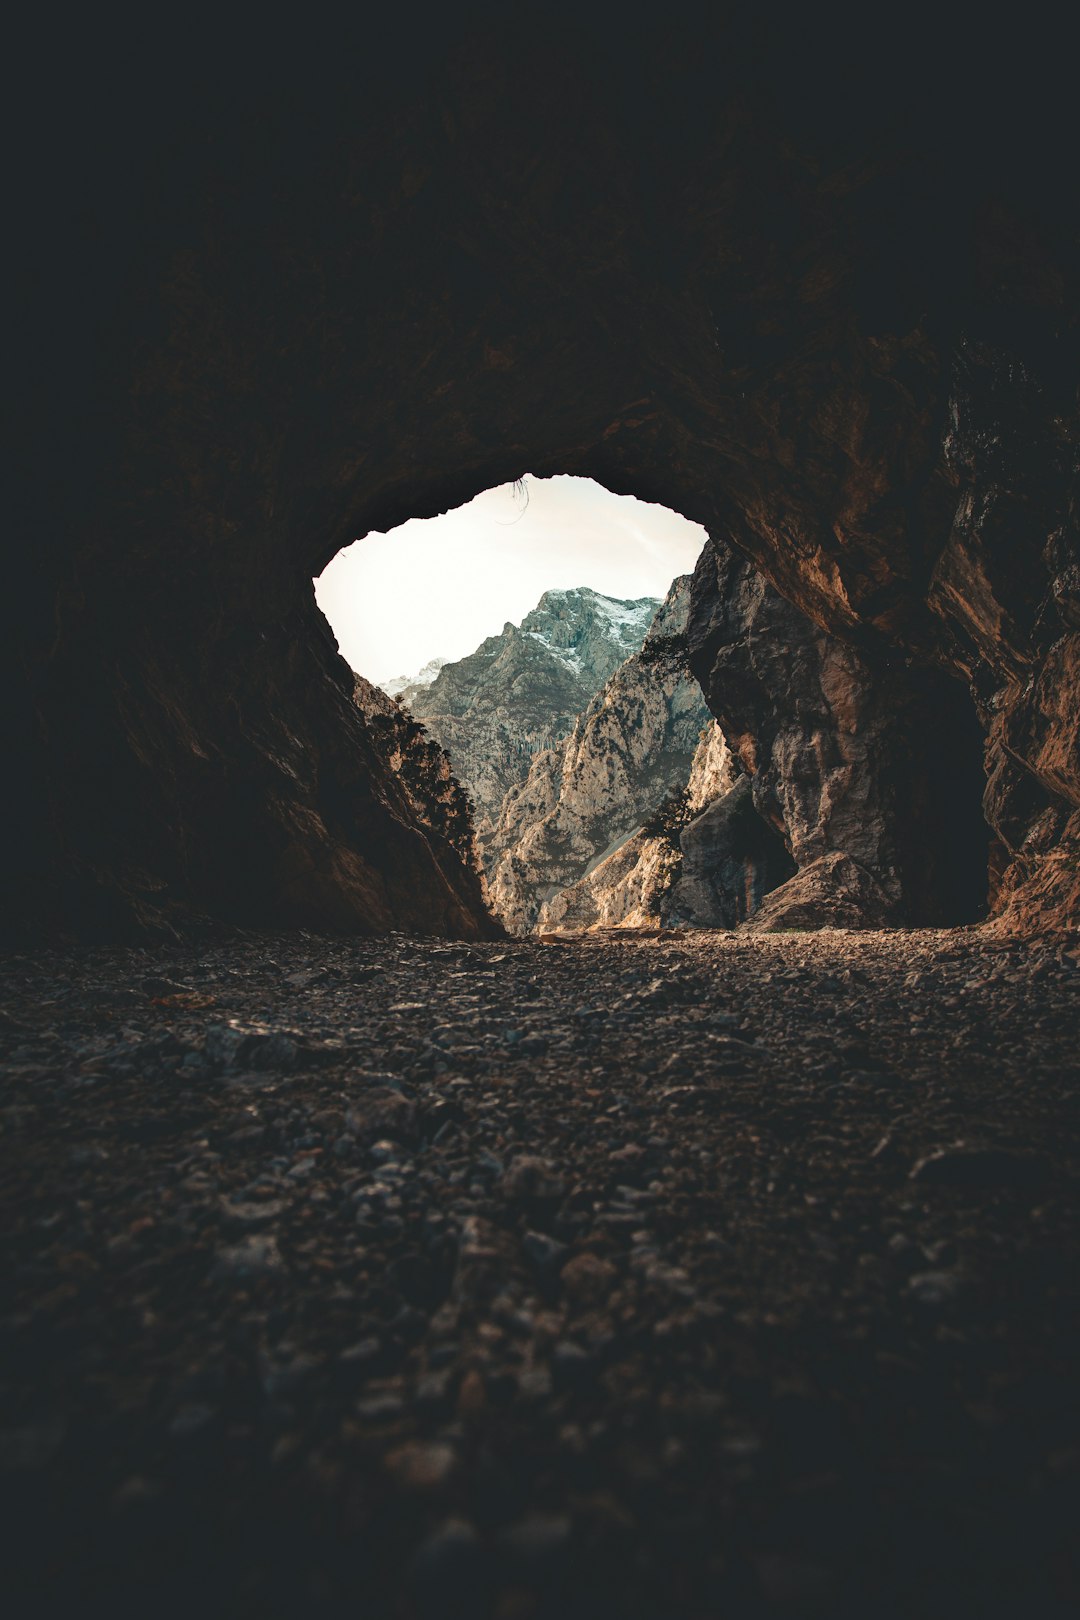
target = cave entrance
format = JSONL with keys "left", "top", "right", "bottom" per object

{"left": 314, "top": 475, "right": 992, "bottom": 938}
{"left": 314, "top": 475, "right": 786, "bottom": 934}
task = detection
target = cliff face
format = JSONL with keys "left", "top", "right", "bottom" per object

{"left": 9, "top": 13, "right": 1077, "bottom": 940}
{"left": 485, "top": 578, "right": 714, "bottom": 931}
{"left": 534, "top": 711, "right": 800, "bottom": 935}
{"left": 687, "top": 539, "right": 993, "bottom": 928}
{"left": 402, "top": 589, "right": 658, "bottom": 837}
{"left": 351, "top": 675, "right": 486, "bottom": 888}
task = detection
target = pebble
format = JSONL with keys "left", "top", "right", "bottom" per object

{"left": 906, "top": 1269, "right": 965, "bottom": 1308}
{"left": 522, "top": 1230, "right": 568, "bottom": 1270}
{"left": 500, "top": 1155, "right": 566, "bottom": 1204}
{"left": 209, "top": 1234, "right": 284, "bottom": 1282}
{"left": 1, "top": 928, "right": 1075, "bottom": 1619}
{"left": 384, "top": 1440, "right": 456, "bottom": 1490}
{"left": 560, "top": 1252, "right": 618, "bottom": 1303}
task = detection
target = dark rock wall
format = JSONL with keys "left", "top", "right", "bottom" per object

{"left": 351, "top": 676, "right": 489, "bottom": 896}
{"left": 7, "top": 8, "right": 1078, "bottom": 938}
{"left": 673, "top": 779, "right": 797, "bottom": 930}
{"left": 687, "top": 540, "right": 992, "bottom": 926}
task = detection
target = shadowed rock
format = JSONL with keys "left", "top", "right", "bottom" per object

{"left": 7, "top": 12, "right": 1077, "bottom": 940}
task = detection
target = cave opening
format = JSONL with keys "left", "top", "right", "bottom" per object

{"left": 314, "top": 475, "right": 993, "bottom": 938}
{"left": 315, "top": 474, "right": 734, "bottom": 936}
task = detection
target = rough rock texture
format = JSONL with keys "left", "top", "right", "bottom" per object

{"left": 487, "top": 579, "right": 712, "bottom": 932}
{"left": 672, "top": 777, "right": 799, "bottom": 929}
{"left": 538, "top": 826, "right": 680, "bottom": 932}
{"left": 687, "top": 539, "right": 993, "bottom": 928}
{"left": 2, "top": 929, "right": 1077, "bottom": 1616}
{"left": 745, "top": 851, "right": 894, "bottom": 933}
{"left": 534, "top": 722, "right": 794, "bottom": 933}
{"left": 403, "top": 589, "right": 658, "bottom": 837}
{"left": 352, "top": 676, "right": 486, "bottom": 885}
{"left": 9, "top": 11, "right": 1079, "bottom": 939}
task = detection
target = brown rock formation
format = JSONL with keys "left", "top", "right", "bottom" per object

{"left": 673, "top": 777, "right": 798, "bottom": 930}
{"left": 8, "top": 10, "right": 1078, "bottom": 939}
{"left": 687, "top": 540, "right": 993, "bottom": 927}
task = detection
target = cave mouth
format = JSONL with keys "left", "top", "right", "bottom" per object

{"left": 315, "top": 474, "right": 720, "bottom": 936}
{"left": 313, "top": 475, "right": 994, "bottom": 938}
{"left": 314, "top": 475, "right": 707, "bottom": 692}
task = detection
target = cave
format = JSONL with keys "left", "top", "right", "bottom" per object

{"left": 10, "top": 11, "right": 1076, "bottom": 945}
{"left": 3, "top": 7, "right": 1077, "bottom": 1618}
{"left": 313, "top": 473, "right": 994, "bottom": 937}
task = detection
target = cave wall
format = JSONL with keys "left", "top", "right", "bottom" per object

{"left": 687, "top": 539, "right": 992, "bottom": 926}
{"left": 7, "top": 7, "right": 1078, "bottom": 939}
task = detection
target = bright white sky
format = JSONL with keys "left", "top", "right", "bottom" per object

{"left": 315, "top": 475, "right": 707, "bottom": 684}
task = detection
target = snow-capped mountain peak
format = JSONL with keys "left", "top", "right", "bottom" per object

{"left": 382, "top": 656, "right": 448, "bottom": 698}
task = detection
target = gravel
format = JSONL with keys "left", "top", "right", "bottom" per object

{"left": 0, "top": 925, "right": 1077, "bottom": 1618}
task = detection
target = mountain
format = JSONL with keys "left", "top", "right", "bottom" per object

{"left": 400, "top": 588, "right": 659, "bottom": 837}
{"left": 538, "top": 740, "right": 796, "bottom": 933}
{"left": 485, "top": 577, "right": 716, "bottom": 931}
{"left": 382, "top": 657, "right": 448, "bottom": 704}
{"left": 363, "top": 573, "right": 798, "bottom": 938}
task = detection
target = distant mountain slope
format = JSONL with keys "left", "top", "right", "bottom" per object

{"left": 382, "top": 657, "right": 448, "bottom": 704}
{"left": 531, "top": 719, "right": 737, "bottom": 931}
{"left": 400, "top": 588, "right": 659, "bottom": 835}
{"left": 485, "top": 577, "right": 714, "bottom": 931}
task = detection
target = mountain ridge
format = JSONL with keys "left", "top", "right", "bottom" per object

{"left": 395, "top": 586, "right": 660, "bottom": 835}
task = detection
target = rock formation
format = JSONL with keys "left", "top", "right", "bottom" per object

{"left": 486, "top": 578, "right": 714, "bottom": 931}
{"left": 402, "top": 588, "right": 658, "bottom": 838}
{"left": 671, "top": 776, "right": 799, "bottom": 930}
{"left": 351, "top": 675, "right": 483, "bottom": 884}
{"left": 8, "top": 10, "right": 1078, "bottom": 940}
{"left": 531, "top": 718, "right": 787, "bottom": 932}
{"left": 687, "top": 537, "right": 995, "bottom": 928}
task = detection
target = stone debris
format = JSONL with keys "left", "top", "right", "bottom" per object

{"left": 0, "top": 927, "right": 1077, "bottom": 1617}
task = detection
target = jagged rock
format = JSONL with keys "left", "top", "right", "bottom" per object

{"left": 687, "top": 540, "right": 992, "bottom": 927}
{"left": 9, "top": 15, "right": 1078, "bottom": 941}
{"left": 352, "top": 675, "right": 484, "bottom": 883}
{"left": 488, "top": 578, "right": 713, "bottom": 932}
{"left": 403, "top": 588, "right": 658, "bottom": 838}
{"left": 743, "top": 853, "right": 893, "bottom": 933}
{"left": 671, "top": 777, "right": 797, "bottom": 928}
{"left": 382, "top": 658, "right": 449, "bottom": 704}
{"left": 538, "top": 828, "right": 677, "bottom": 932}
{"left": 533, "top": 723, "right": 790, "bottom": 932}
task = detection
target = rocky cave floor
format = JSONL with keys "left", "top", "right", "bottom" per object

{"left": 1, "top": 927, "right": 1078, "bottom": 1619}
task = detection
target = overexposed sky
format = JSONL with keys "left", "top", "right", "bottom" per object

{"left": 315, "top": 475, "right": 707, "bottom": 684}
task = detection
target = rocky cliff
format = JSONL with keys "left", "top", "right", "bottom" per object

{"left": 533, "top": 718, "right": 798, "bottom": 933}
{"left": 402, "top": 588, "right": 658, "bottom": 837}
{"left": 351, "top": 675, "right": 484, "bottom": 886}
{"left": 486, "top": 578, "right": 715, "bottom": 931}
{"left": 687, "top": 537, "right": 994, "bottom": 928}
